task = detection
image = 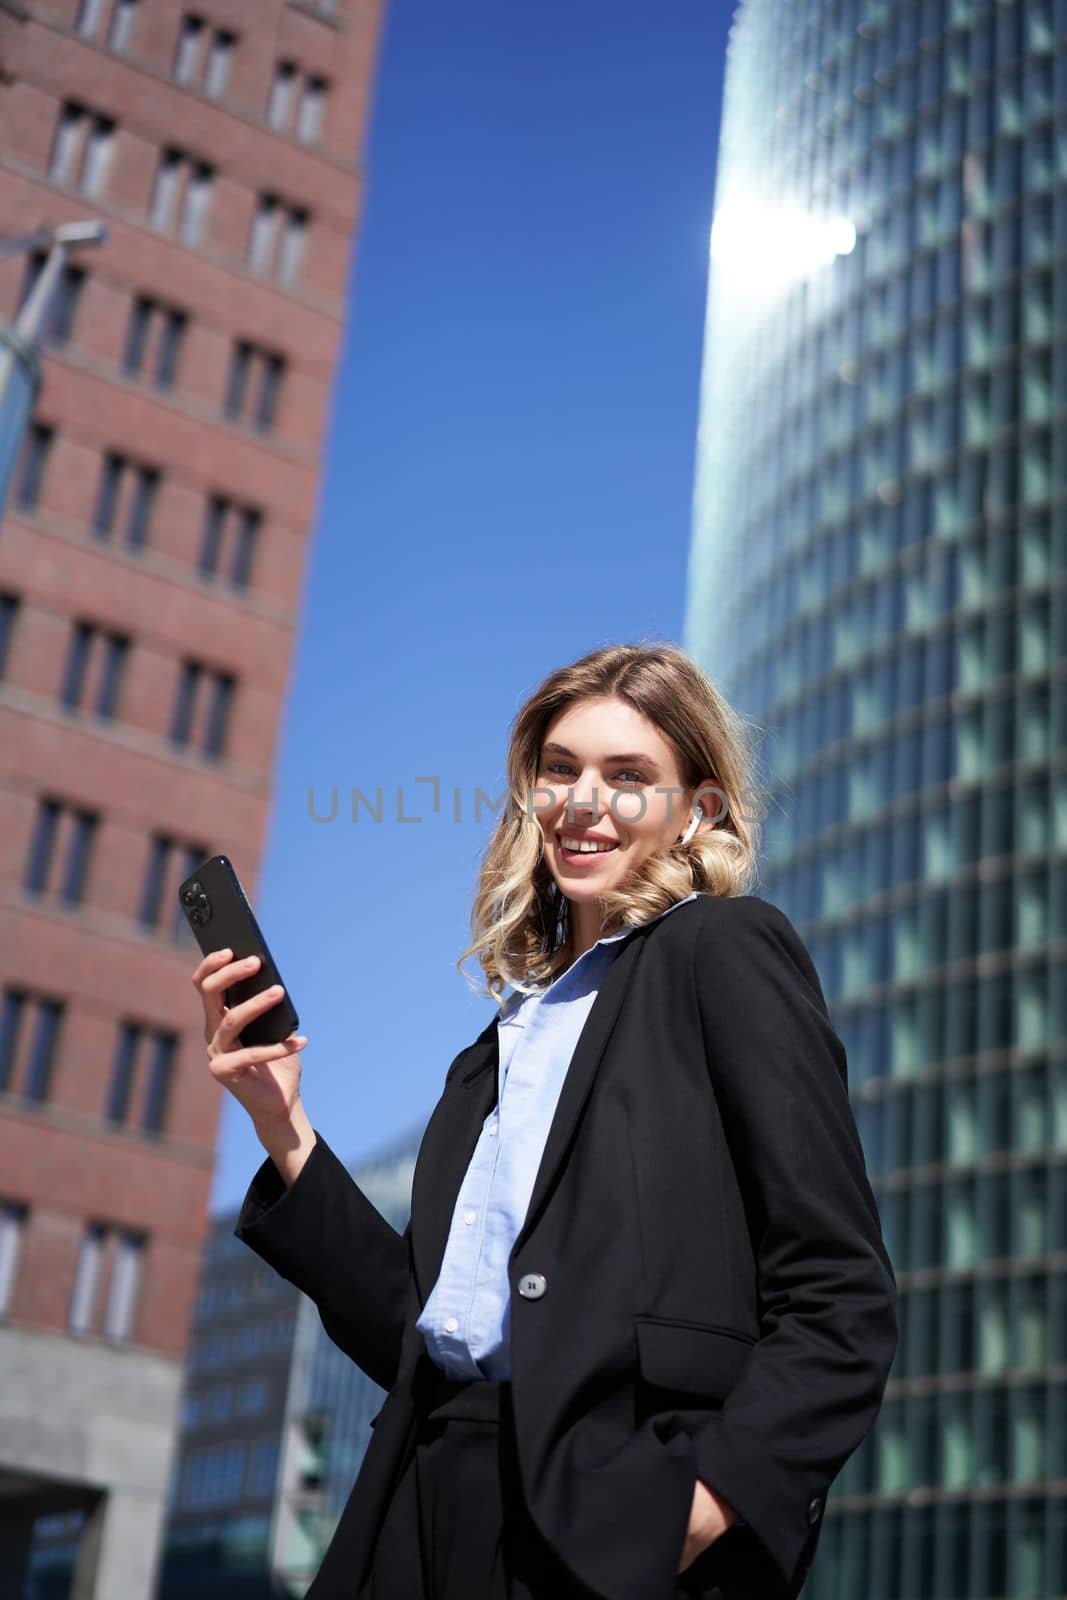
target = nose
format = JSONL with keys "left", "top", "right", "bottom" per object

{"left": 562, "top": 773, "right": 603, "bottom": 823}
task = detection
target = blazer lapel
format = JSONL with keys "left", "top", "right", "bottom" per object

{"left": 410, "top": 1026, "right": 499, "bottom": 1308}
{"left": 512, "top": 925, "right": 648, "bottom": 1257}
{"left": 410, "top": 924, "right": 651, "bottom": 1305}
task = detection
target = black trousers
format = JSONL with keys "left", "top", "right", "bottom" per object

{"left": 364, "top": 1352, "right": 730, "bottom": 1600}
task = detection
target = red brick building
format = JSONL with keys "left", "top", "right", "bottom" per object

{"left": 0, "top": 0, "right": 383, "bottom": 1590}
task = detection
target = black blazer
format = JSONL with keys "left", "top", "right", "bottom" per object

{"left": 235, "top": 892, "right": 898, "bottom": 1600}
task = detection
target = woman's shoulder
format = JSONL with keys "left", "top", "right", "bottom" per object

{"left": 652, "top": 890, "right": 792, "bottom": 939}
{"left": 650, "top": 893, "right": 818, "bottom": 984}
{"left": 681, "top": 892, "right": 827, "bottom": 1006}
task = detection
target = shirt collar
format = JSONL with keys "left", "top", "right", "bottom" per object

{"left": 499, "top": 891, "right": 700, "bottom": 1016}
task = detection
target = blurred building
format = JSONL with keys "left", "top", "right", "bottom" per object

{"left": 686, "top": 2, "right": 1067, "bottom": 1597}
{"left": 157, "top": 1127, "right": 419, "bottom": 1600}
{"left": 0, "top": 1, "right": 384, "bottom": 1594}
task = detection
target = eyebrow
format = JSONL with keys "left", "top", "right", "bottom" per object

{"left": 542, "top": 742, "right": 662, "bottom": 769}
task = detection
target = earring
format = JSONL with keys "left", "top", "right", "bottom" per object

{"left": 678, "top": 811, "right": 701, "bottom": 847}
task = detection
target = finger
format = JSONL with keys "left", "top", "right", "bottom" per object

{"left": 200, "top": 955, "right": 262, "bottom": 1039}
{"left": 208, "top": 1035, "right": 308, "bottom": 1075}
{"left": 214, "top": 982, "right": 289, "bottom": 1048}
{"left": 201, "top": 953, "right": 261, "bottom": 997}
{"left": 192, "top": 947, "right": 234, "bottom": 987}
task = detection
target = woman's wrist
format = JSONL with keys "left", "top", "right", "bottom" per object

{"left": 254, "top": 1099, "right": 317, "bottom": 1189}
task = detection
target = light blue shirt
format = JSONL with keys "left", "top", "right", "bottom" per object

{"left": 416, "top": 892, "right": 699, "bottom": 1379}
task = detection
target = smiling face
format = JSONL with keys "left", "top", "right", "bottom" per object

{"left": 533, "top": 696, "right": 708, "bottom": 951}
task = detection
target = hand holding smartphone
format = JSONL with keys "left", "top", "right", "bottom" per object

{"left": 179, "top": 855, "right": 300, "bottom": 1048}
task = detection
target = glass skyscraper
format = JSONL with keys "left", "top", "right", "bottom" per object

{"left": 685, "top": 3, "right": 1067, "bottom": 1596}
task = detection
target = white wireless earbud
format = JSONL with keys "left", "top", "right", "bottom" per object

{"left": 679, "top": 811, "right": 701, "bottom": 847}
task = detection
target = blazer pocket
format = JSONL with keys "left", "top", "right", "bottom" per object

{"left": 633, "top": 1315, "right": 756, "bottom": 1406}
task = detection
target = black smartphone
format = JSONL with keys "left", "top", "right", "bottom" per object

{"left": 177, "top": 854, "right": 300, "bottom": 1049}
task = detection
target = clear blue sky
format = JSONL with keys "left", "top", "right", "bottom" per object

{"left": 210, "top": 0, "right": 737, "bottom": 1212}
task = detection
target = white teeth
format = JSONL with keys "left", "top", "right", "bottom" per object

{"left": 560, "top": 838, "right": 617, "bottom": 853}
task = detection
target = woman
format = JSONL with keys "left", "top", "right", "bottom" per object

{"left": 192, "top": 641, "right": 898, "bottom": 1600}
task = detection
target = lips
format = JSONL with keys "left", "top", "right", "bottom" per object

{"left": 556, "top": 835, "right": 620, "bottom": 862}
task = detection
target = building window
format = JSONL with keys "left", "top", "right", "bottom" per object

{"left": 23, "top": 797, "right": 98, "bottom": 907}
{"left": 59, "top": 620, "right": 130, "bottom": 719}
{"left": 17, "top": 252, "right": 86, "bottom": 347}
{"left": 223, "top": 341, "right": 285, "bottom": 432}
{"left": 69, "top": 1224, "right": 106, "bottom": 1333}
{"left": 181, "top": 1442, "right": 247, "bottom": 1508}
{"left": 170, "top": 659, "right": 236, "bottom": 760}
{"left": 48, "top": 102, "right": 85, "bottom": 185}
{"left": 174, "top": 14, "right": 237, "bottom": 96}
{"left": 203, "top": 29, "right": 236, "bottom": 98}
{"left": 267, "top": 61, "right": 297, "bottom": 130}
{"left": 81, "top": 115, "right": 115, "bottom": 197}
{"left": 141, "top": 1031, "right": 176, "bottom": 1134}
{"left": 122, "top": 295, "right": 152, "bottom": 373}
{"left": 105, "top": 1023, "right": 138, "bottom": 1124}
{"left": 247, "top": 194, "right": 280, "bottom": 273}
{"left": 173, "top": 14, "right": 204, "bottom": 85}
{"left": 14, "top": 424, "right": 54, "bottom": 511}
{"left": 203, "top": 1384, "right": 233, "bottom": 1422}
{"left": 203, "top": 672, "right": 235, "bottom": 759}
{"left": 139, "top": 835, "right": 209, "bottom": 938}
{"left": 296, "top": 75, "right": 328, "bottom": 144}
{"left": 1, "top": 989, "right": 65, "bottom": 1104}
{"left": 91, "top": 452, "right": 160, "bottom": 548}
{"left": 256, "top": 353, "right": 284, "bottom": 429}
{"left": 224, "top": 339, "right": 251, "bottom": 417}
{"left": 69, "top": 1224, "right": 146, "bottom": 1342}
{"left": 23, "top": 999, "right": 63, "bottom": 1103}
{"left": 268, "top": 61, "right": 329, "bottom": 144}
{"left": 181, "top": 162, "right": 213, "bottom": 244}
{"left": 249, "top": 198, "right": 308, "bottom": 284}
{"left": 0, "top": 989, "right": 25, "bottom": 1094}
{"left": 0, "top": 1202, "right": 28, "bottom": 1319}
{"left": 74, "top": 0, "right": 106, "bottom": 36}
{"left": 198, "top": 496, "right": 261, "bottom": 588}
{"left": 149, "top": 147, "right": 182, "bottom": 227}
{"left": 155, "top": 308, "right": 186, "bottom": 386}
{"left": 92, "top": 453, "right": 122, "bottom": 537}
{"left": 230, "top": 506, "right": 260, "bottom": 586}
{"left": 245, "top": 1438, "right": 280, "bottom": 1498}
{"left": 126, "top": 464, "right": 159, "bottom": 547}
{"left": 105, "top": 1022, "right": 176, "bottom": 1135}
{"left": 277, "top": 207, "right": 308, "bottom": 286}
{"left": 104, "top": 1231, "right": 145, "bottom": 1340}
{"left": 123, "top": 295, "right": 187, "bottom": 389}
{"left": 48, "top": 103, "right": 114, "bottom": 197}
{"left": 108, "top": 0, "right": 138, "bottom": 51}
{"left": 0, "top": 592, "right": 19, "bottom": 680}
{"left": 150, "top": 148, "right": 213, "bottom": 242}
{"left": 236, "top": 1376, "right": 269, "bottom": 1416}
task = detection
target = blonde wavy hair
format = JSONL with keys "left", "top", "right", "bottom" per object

{"left": 456, "top": 640, "right": 767, "bottom": 1003}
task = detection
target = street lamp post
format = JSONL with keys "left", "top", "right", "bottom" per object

{"left": 0, "top": 219, "right": 108, "bottom": 520}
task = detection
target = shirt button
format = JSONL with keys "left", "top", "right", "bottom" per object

{"left": 444, "top": 1317, "right": 459, "bottom": 1333}
{"left": 464, "top": 1210, "right": 477, "bottom": 1225}
{"left": 487, "top": 1120, "right": 498, "bottom": 1136}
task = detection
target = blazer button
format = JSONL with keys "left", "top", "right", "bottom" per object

{"left": 807, "top": 1496, "right": 822, "bottom": 1525}
{"left": 517, "top": 1273, "right": 547, "bottom": 1299}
